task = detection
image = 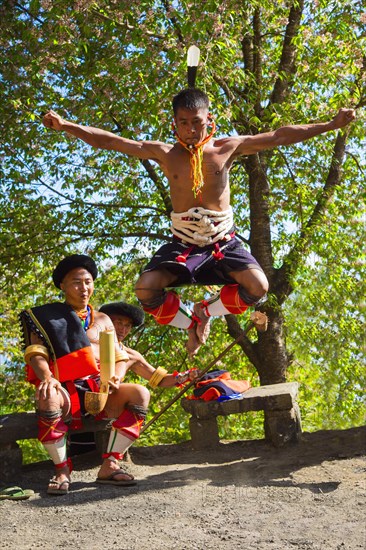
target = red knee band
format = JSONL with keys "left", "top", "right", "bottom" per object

{"left": 220, "top": 284, "right": 249, "bottom": 315}
{"left": 144, "top": 291, "right": 180, "bottom": 325}
{"left": 112, "top": 409, "right": 144, "bottom": 441}
{"left": 38, "top": 416, "right": 69, "bottom": 443}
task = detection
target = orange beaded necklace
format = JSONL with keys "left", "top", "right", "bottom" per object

{"left": 72, "top": 303, "right": 94, "bottom": 330}
{"left": 173, "top": 120, "right": 216, "bottom": 199}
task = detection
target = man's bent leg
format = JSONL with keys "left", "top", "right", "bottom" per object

{"left": 135, "top": 270, "right": 193, "bottom": 329}
{"left": 38, "top": 410, "right": 69, "bottom": 465}
{"left": 98, "top": 384, "right": 149, "bottom": 485}
{"left": 143, "top": 290, "right": 194, "bottom": 329}
{"left": 200, "top": 284, "right": 260, "bottom": 316}
{"left": 195, "top": 269, "right": 269, "bottom": 341}
{"left": 136, "top": 269, "right": 201, "bottom": 355}
{"left": 143, "top": 289, "right": 202, "bottom": 355}
{"left": 97, "top": 405, "right": 148, "bottom": 486}
{"left": 37, "top": 389, "right": 71, "bottom": 495}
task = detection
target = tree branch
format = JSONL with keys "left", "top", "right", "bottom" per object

{"left": 225, "top": 314, "right": 260, "bottom": 366}
{"left": 274, "top": 128, "right": 351, "bottom": 301}
{"left": 252, "top": 8, "right": 262, "bottom": 117}
{"left": 140, "top": 159, "right": 172, "bottom": 215}
{"left": 91, "top": 6, "right": 165, "bottom": 40}
{"left": 15, "top": 2, "right": 44, "bottom": 24}
{"left": 244, "top": 155, "right": 275, "bottom": 279}
{"left": 56, "top": 230, "right": 170, "bottom": 242}
{"left": 241, "top": 8, "right": 253, "bottom": 75}
{"left": 110, "top": 114, "right": 172, "bottom": 215}
{"left": 162, "top": 0, "right": 185, "bottom": 44}
{"left": 269, "top": 0, "right": 304, "bottom": 105}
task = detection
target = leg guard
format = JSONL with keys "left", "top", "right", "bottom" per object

{"left": 38, "top": 411, "right": 69, "bottom": 443}
{"left": 143, "top": 290, "right": 193, "bottom": 329}
{"left": 38, "top": 411, "right": 69, "bottom": 466}
{"left": 202, "top": 284, "right": 258, "bottom": 316}
{"left": 104, "top": 406, "right": 147, "bottom": 460}
{"left": 43, "top": 438, "right": 68, "bottom": 467}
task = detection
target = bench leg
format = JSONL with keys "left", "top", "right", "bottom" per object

{"left": 264, "top": 405, "right": 302, "bottom": 447}
{"left": 189, "top": 417, "right": 220, "bottom": 450}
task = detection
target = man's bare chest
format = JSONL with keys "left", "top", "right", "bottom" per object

{"left": 164, "top": 149, "right": 230, "bottom": 184}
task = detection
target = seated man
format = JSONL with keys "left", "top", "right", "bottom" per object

{"left": 99, "top": 301, "right": 145, "bottom": 349}
{"left": 20, "top": 255, "right": 196, "bottom": 495}
{"left": 99, "top": 300, "right": 198, "bottom": 388}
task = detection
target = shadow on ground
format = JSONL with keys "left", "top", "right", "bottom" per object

{"left": 12, "top": 425, "right": 364, "bottom": 509}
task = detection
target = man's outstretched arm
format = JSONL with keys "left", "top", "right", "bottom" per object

{"left": 234, "top": 108, "right": 356, "bottom": 156}
{"left": 42, "top": 110, "right": 168, "bottom": 160}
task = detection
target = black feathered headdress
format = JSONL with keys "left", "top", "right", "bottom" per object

{"left": 99, "top": 302, "right": 145, "bottom": 327}
{"left": 52, "top": 254, "right": 98, "bottom": 289}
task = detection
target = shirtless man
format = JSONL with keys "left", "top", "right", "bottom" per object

{"left": 99, "top": 300, "right": 197, "bottom": 390}
{"left": 20, "top": 255, "right": 195, "bottom": 495}
{"left": 42, "top": 90, "right": 355, "bottom": 356}
{"left": 99, "top": 301, "right": 145, "bottom": 349}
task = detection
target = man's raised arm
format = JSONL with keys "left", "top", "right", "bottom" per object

{"left": 42, "top": 110, "right": 167, "bottom": 160}
{"left": 234, "top": 108, "right": 356, "bottom": 156}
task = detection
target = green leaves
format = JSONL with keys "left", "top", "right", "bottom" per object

{"left": 0, "top": 0, "right": 364, "bottom": 446}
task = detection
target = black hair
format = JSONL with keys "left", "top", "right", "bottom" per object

{"left": 99, "top": 302, "right": 145, "bottom": 327}
{"left": 172, "top": 88, "right": 210, "bottom": 116}
{"left": 52, "top": 254, "right": 98, "bottom": 289}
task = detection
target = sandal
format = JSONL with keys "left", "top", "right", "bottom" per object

{"left": 0, "top": 486, "right": 35, "bottom": 501}
{"left": 47, "top": 478, "right": 70, "bottom": 495}
{"left": 96, "top": 469, "right": 136, "bottom": 487}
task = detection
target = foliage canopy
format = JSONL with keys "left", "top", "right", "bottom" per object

{"left": 0, "top": 1, "right": 364, "bottom": 456}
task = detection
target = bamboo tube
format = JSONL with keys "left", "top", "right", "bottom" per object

{"left": 85, "top": 330, "right": 115, "bottom": 415}
{"left": 99, "top": 330, "right": 115, "bottom": 393}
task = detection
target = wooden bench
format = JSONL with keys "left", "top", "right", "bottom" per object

{"left": 0, "top": 412, "right": 111, "bottom": 482}
{"left": 181, "top": 382, "right": 302, "bottom": 449}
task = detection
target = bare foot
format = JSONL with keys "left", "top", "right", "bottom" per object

{"left": 250, "top": 311, "right": 268, "bottom": 332}
{"left": 193, "top": 303, "right": 211, "bottom": 344}
{"left": 186, "top": 325, "right": 201, "bottom": 358}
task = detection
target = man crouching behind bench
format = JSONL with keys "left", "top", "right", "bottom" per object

{"left": 20, "top": 254, "right": 197, "bottom": 495}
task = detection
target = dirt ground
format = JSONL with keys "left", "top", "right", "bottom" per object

{"left": 0, "top": 426, "right": 365, "bottom": 550}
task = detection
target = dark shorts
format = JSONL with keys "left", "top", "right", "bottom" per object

{"left": 61, "top": 379, "right": 100, "bottom": 456}
{"left": 61, "top": 376, "right": 100, "bottom": 417}
{"left": 142, "top": 236, "right": 263, "bottom": 286}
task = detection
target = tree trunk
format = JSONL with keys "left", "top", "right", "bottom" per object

{"left": 254, "top": 308, "right": 290, "bottom": 385}
{"left": 226, "top": 308, "right": 290, "bottom": 385}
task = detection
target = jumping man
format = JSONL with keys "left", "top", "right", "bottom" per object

{"left": 42, "top": 91, "right": 355, "bottom": 356}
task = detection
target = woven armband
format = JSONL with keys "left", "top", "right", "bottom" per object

{"left": 115, "top": 349, "right": 129, "bottom": 363}
{"left": 174, "top": 368, "right": 198, "bottom": 387}
{"left": 24, "top": 344, "right": 49, "bottom": 364}
{"left": 148, "top": 367, "right": 168, "bottom": 389}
